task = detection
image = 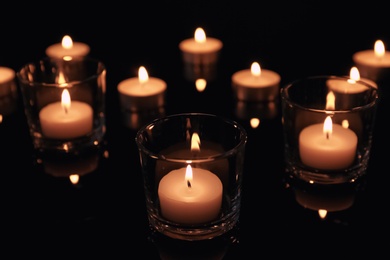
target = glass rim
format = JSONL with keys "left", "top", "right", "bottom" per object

{"left": 280, "top": 75, "right": 379, "bottom": 113}
{"left": 16, "top": 56, "right": 106, "bottom": 88}
{"left": 135, "top": 112, "right": 248, "bottom": 162}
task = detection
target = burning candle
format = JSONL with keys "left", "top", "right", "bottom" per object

{"left": 117, "top": 66, "right": 167, "bottom": 112}
{"left": 39, "top": 89, "right": 93, "bottom": 139}
{"left": 158, "top": 164, "right": 223, "bottom": 225}
{"left": 299, "top": 116, "right": 358, "bottom": 170}
{"left": 179, "top": 27, "right": 223, "bottom": 65}
{"left": 45, "top": 35, "right": 90, "bottom": 59}
{"left": 352, "top": 39, "right": 390, "bottom": 82}
{"left": 232, "top": 61, "right": 281, "bottom": 101}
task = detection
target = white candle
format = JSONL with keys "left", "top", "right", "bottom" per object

{"left": 299, "top": 116, "right": 358, "bottom": 170}
{"left": 179, "top": 27, "right": 223, "bottom": 65}
{"left": 46, "top": 35, "right": 90, "bottom": 59}
{"left": 352, "top": 39, "right": 390, "bottom": 82}
{"left": 327, "top": 67, "right": 377, "bottom": 94}
{"left": 158, "top": 165, "right": 223, "bottom": 225}
{"left": 117, "top": 66, "right": 167, "bottom": 111}
{"left": 232, "top": 61, "right": 281, "bottom": 101}
{"left": 0, "top": 66, "right": 15, "bottom": 97}
{"left": 39, "top": 89, "right": 93, "bottom": 139}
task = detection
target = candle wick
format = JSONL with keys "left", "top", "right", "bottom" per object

{"left": 326, "top": 132, "right": 329, "bottom": 140}
{"left": 187, "top": 180, "right": 192, "bottom": 188}
{"left": 64, "top": 107, "right": 68, "bottom": 114}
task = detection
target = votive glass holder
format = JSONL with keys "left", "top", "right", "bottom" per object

{"left": 280, "top": 75, "right": 378, "bottom": 185}
{"left": 17, "top": 56, "right": 106, "bottom": 158}
{"left": 135, "top": 113, "right": 247, "bottom": 241}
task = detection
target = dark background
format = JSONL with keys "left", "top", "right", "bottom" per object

{"left": 1, "top": 1, "right": 389, "bottom": 258}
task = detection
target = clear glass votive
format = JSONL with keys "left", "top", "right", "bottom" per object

{"left": 17, "top": 56, "right": 106, "bottom": 157}
{"left": 135, "top": 113, "right": 247, "bottom": 241}
{"left": 280, "top": 75, "right": 379, "bottom": 184}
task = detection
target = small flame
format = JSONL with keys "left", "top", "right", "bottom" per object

{"left": 318, "top": 209, "right": 327, "bottom": 219}
{"left": 56, "top": 71, "right": 68, "bottom": 87}
{"left": 191, "top": 132, "right": 201, "bottom": 152}
{"left": 69, "top": 174, "right": 79, "bottom": 185}
{"left": 251, "top": 62, "right": 261, "bottom": 77}
{"left": 323, "top": 116, "right": 333, "bottom": 139}
{"left": 250, "top": 118, "right": 260, "bottom": 128}
{"left": 374, "top": 39, "right": 385, "bottom": 59}
{"left": 61, "top": 89, "right": 71, "bottom": 113}
{"left": 185, "top": 164, "right": 193, "bottom": 188}
{"left": 341, "top": 119, "right": 349, "bottom": 129}
{"left": 326, "top": 91, "right": 335, "bottom": 111}
{"left": 194, "top": 27, "right": 206, "bottom": 43}
{"left": 195, "top": 78, "right": 207, "bottom": 92}
{"left": 61, "top": 35, "right": 74, "bottom": 49}
{"left": 138, "top": 66, "right": 149, "bottom": 84}
{"left": 349, "top": 66, "right": 360, "bottom": 81}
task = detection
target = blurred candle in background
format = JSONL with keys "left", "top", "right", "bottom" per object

{"left": 117, "top": 66, "right": 167, "bottom": 112}
{"left": 46, "top": 35, "right": 90, "bottom": 59}
{"left": 232, "top": 61, "right": 281, "bottom": 102}
{"left": 352, "top": 39, "right": 390, "bottom": 82}
{"left": 179, "top": 27, "right": 223, "bottom": 65}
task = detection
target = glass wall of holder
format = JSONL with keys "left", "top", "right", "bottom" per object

{"left": 17, "top": 57, "right": 106, "bottom": 158}
{"left": 281, "top": 75, "right": 379, "bottom": 185}
{"left": 135, "top": 113, "right": 247, "bottom": 241}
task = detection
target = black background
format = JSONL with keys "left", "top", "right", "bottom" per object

{"left": 1, "top": 1, "right": 389, "bottom": 258}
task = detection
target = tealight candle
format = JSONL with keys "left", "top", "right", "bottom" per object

{"left": 232, "top": 61, "right": 281, "bottom": 101}
{"left": 39, "top": 89, "right": 93, "bottom": 139}
{"left": 179, "top": 27, "right": 223, "bottom": 65}
{"left": 352, "top": 39, "right": 390, "bottom": 82}
{"left": 45, "top": 35, "right": 90, "bottom": 59}
{"left": 0, "top": 66, "right": 16, "bottom": 97}
{"left": 158, "top": 164, "right": 223, "bottom": 225}
{"left": 117, "top": 66, "right": 167, "bottom": 112}
{"left": 299, "top": 116, "right": 358, "bottom": 170}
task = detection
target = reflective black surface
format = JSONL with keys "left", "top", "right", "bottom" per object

{"left": 1, "top": 1, "right": 389, "bottom": 258}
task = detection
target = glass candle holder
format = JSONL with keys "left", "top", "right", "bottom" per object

{"left": 280, "top": 75, "right": 378, "bottom": 184}
{"left": 135, "top": 113, "right": 247, "bottom": 241}
{"left": 17, "top": 57, "right": 106, "bottom": 158}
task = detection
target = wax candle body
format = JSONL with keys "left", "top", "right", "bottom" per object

{"left": 232, "top": 69, "right": 280, "bottom": 101}
{"left": 0, "top": 66, "right": 16, "bottom": 97}
{"left": 158, "top": 167, "right": 223, "bottom": 225}
{"left": 299, "top": 123, "right": 357, "bottom": 170}
{"left": 117, "top": 77, "right": 166, "bottom": 112}
{"left": 46, "top": 42, "right": 90, "bottom": 59}
{"left": 326, "top": 79, "right": 368, "bottom": 94}
{"left": 179, "top": 37, "right": 223, "bottom": 64}
{"left": 39, "top": 101, "right": 93, "bottom": 139}
{"left": 352, "top": 50, "right": 390, "bottom": 82}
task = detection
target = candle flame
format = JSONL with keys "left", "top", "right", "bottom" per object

{"left": 194, "top": 27, "right": 206, "bottom": 43}
{"left": 325, "top": 91, "right": 335, "bottom": 111}
{"left": 250, "top": 118, "right": 260, "bottom": 128}
{"left": 318, "top": 209, "right": 327, "bottom": 219}
{"left": 349, "top": 66, "right": 360, "bottom": 82}
{"left": 61, "top": 89, "right": 71, "bottom": 113}
{"left": 61, "top": 35, "right": 74, "bottom": 49}
{"left": 341, "top": 119, "right": 349, "bottom": 129}
{"left": 191, "top": 132, "right": 201, "bottom": 152}
{"left": 138, "top": 66, "right": 149, "bottom": 84}
{"left": 185, "top": 164, "right": 193, "bottom": 188}
{"left": 56, "top": 71, "right": 68, "bottom": 87}
{"left": 323, "top": 116, "right": 333, "bottom": 139}
{"left": 374, "top": 39, "right": 385, "bottom": 59}
{"left": 69, "top": 174, "right": 79, "bottom": 185}
{"left": 195, "top": 78, "right": 207, "bottom": 92}
{"left": 251, "top": 62, "right": 261, "bottom": 77}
